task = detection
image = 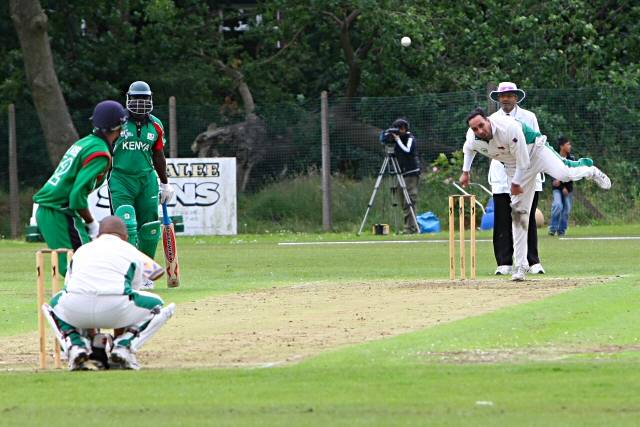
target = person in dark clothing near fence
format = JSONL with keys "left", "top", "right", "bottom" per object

{"left": 549, "top": 136, "right": 575, "bottom": 236}
{"left": 389, "top": 118, "right": 421, "bottom": 234}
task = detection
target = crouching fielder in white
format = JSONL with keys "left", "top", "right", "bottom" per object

{"left": 460, "top": 108, "right": 611, "bottom": 281}
{"left": 49, "top": 216, "right": 176, "bottom": 370}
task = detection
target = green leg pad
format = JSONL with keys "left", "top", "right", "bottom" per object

{"left": 115, "top": 205, "right": 138, "bottom": 248}
{"left": 138, "top": 221, "right": 161, "bottom": 258}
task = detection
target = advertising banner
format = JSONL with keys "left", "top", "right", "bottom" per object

{"left": 88, "top": 157, "right": 237, "bottom": 235}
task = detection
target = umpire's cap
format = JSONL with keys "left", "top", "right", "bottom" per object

{"left": 91, "top": 100, "right": 128, "bottom": 132}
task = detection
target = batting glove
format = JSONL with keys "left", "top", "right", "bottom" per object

{"left": 159, "top": 183, "right": 175, "bottom": 204}
{"left": 86, "top": 220, "right": 99, "bottom": 239}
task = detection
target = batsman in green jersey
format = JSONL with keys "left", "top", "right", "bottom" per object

{"left": 109, "top": 81, "right": 174, "bottom": 270}
{"left": 33, "top": 100, "right": 128, "bottom": 276}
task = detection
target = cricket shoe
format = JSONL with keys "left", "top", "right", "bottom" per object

{"left": 68, "top": 345, "right": 91, "bottom": 371}
{"left": 140, "top": 279, "right": 155, "bottom": 290}
{"left": 529, "top": 263, "right": 545, "bottom": 274}
{"left": 110, "top": 346, "right": 141, "bottom": 370}
{"left": 590, "top": 167, "right": 611, "bottom": 190}
{"left": 511, "top": 266, "right": 528, "bottom": 282}
{"left": 495, "top": 265, "right": 513, "bottom": 275}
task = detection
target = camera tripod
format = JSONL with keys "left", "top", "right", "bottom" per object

{"left": 357, "top": 144, "right": 419, "bottom": 235}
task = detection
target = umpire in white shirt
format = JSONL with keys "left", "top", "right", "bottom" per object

{"left": 488, "top": 82, "right": 545, "bottom": 275}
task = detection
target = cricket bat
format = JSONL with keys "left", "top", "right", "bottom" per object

{"left": 161, "top": 202, "right": 180, "bottom": 287}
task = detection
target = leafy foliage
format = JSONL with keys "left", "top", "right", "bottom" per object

{"left": 0, "top": 0, "right": 639, "bottom": 207}
{"left": 1, "top": 0, "right": 639, "bottom": 110}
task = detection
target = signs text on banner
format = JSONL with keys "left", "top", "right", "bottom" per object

{"left": 88, "top": 158, "right": 237, "bottom": 235}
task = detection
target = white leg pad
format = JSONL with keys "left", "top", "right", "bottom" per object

{"left": 129, "top": 303, "right": 176, "bottom": 352}
{"left": 42, "top": 303, "right": 68, "bottom": 355}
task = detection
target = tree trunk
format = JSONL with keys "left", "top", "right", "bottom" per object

{"left": 10, "top": 0, "right": 78, "bottom": 164}
{"left": 191, "top": 116, "right": 267, "bottom": 192}
{"left": 193, "top": 61, "right": 266, "bottom": 191}
{"left": 345, "top": 62, "right": 361, "bottom": 99}
{"left": 324, "top": 9, "right": 374, "bottom": 99}
{"left": 215, "top": 60, "right": 256, "bottom": 115}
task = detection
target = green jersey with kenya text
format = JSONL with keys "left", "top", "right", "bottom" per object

{"left": 34, "top": 133, "right": 112, "bottom": 213}
{"left": 113, "top": 115, "right": 165, "bottom": 174}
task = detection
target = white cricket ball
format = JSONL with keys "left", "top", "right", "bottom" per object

{"left": 401, "top": 36, "right": 411, "bottom": 47}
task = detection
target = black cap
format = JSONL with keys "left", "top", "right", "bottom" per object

{"left": 392, "top": 118, "right": 410, "bottom": 129}
{"left": 557, "top": 135, "right": 571, "bottom": 148}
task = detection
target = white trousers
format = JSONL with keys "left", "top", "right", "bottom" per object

{"left": 53, "top": 291, "right": 163, "bottom": 329}
{"left": 506, "top": 142, "right": 596, "bottom": 268}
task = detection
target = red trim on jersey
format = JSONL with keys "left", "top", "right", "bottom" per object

{"left": 82, "top": 152, "right": 111, "bottom": 168}
{"left": 151, "top": 121, "right": 165, "bottom": 151}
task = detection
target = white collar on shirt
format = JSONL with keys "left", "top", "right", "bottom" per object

{"left": 497, "top": 105, "right": 519, "bottom": 117}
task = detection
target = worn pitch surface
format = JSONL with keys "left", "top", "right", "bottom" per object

{"left": 0, "top": 278, "right": 594, "bottom": 370}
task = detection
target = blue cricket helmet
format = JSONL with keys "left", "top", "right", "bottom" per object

{"left": 126, "top": 81, "right": 153, "bottom": 116}
{"left": 91, "top": 100, "right": 128, "bottom": 132}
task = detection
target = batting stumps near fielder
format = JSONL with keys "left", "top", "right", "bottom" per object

{"left": 449, "top": 195, "right": 477, "bottom": 280}
{"left": 36, "top": 248, "right": 73, "bottom": 369}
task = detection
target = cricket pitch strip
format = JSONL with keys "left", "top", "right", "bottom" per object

{"left": 0, "top": 278, "right": 608, "bottom": 370}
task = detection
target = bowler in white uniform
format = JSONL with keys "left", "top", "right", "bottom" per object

{"left": 460, "top": 108, "right": 611, "bottom": 281}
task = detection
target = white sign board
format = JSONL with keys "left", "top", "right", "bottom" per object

{"left": 88, "top": 157, "right": 237, "bottom": 235}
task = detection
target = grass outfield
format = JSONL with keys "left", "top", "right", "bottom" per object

{"left": 1, "top": 224, "right": 639, "bottom": 426}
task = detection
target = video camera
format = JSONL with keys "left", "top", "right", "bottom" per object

{"left": 380, "top": 127, "right": 401, "bottom": 154}
{"left": 381, "top": 127, "right": 401, "bottom": 145}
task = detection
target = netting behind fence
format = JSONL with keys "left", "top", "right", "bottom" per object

{"left": 1, "top": 87, "right": 639, "bottom": 231}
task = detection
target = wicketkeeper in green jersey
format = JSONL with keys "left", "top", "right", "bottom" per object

{"left": 33, "top": 100, "right": 128, "bottom": 276}
{"left": 109, "top": 81, "right": 174, "bottom": 287}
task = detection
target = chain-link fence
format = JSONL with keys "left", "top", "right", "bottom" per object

{"left": 1, "top": 87, "right": 639, "bottom": 234}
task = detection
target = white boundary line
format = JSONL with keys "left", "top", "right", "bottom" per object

{"left": 558, "top": 236, "right": 640, "bottom": 241}
{"left": 278, "top": 239, "right": 492, "bottom": 246}
{"left": 278, "top": 236, "right": 640, "bottom": 246}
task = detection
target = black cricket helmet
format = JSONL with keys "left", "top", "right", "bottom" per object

{"left": 126, "top": 81, "right": 153, "bottom": 116}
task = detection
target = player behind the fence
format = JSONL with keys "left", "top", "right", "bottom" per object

{"left": 459, "top": 107, "right": 611, "bottom": 281}
{"left": 44, "top": 216, "right": 175, "bottom": 371}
